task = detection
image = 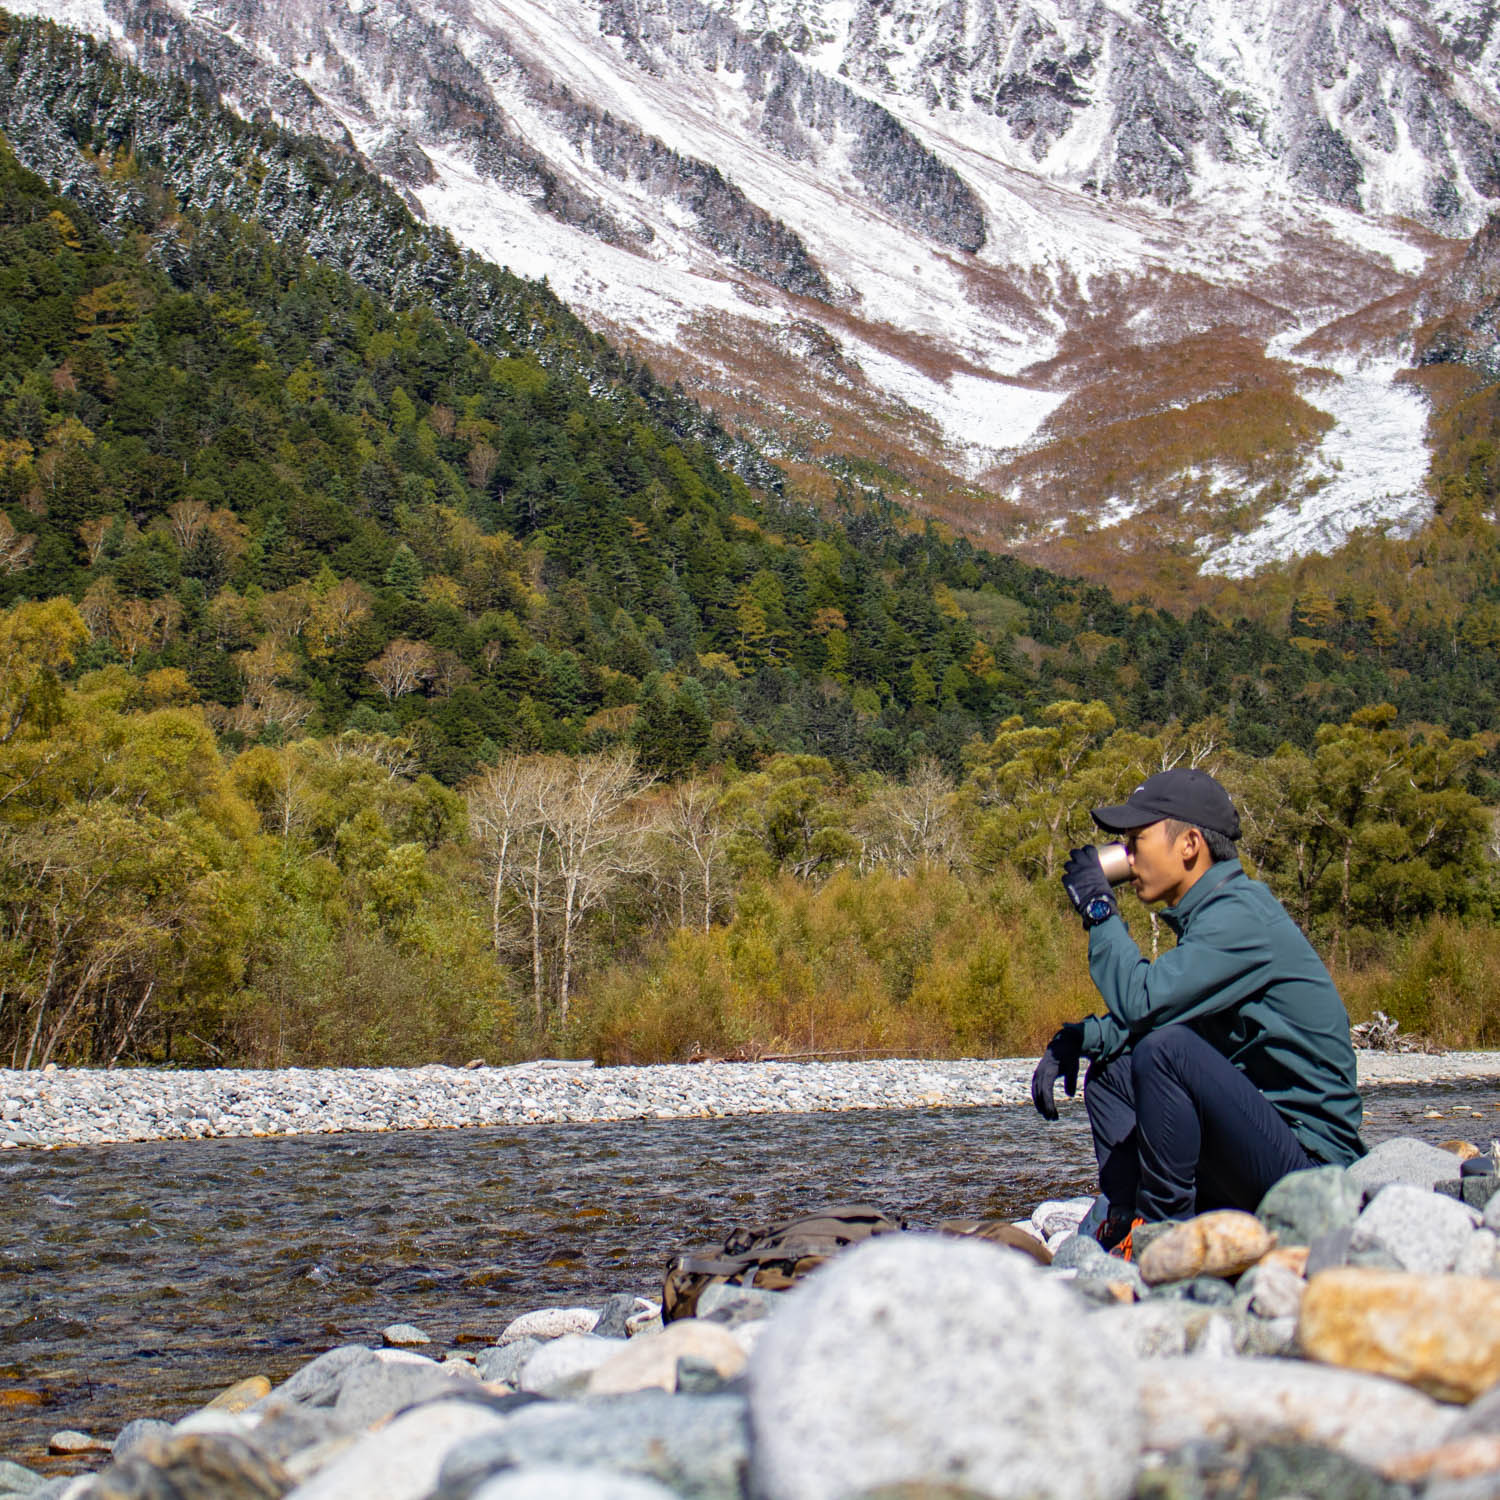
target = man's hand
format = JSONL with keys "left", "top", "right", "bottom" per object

{"left": 1030, "top": 1022, "right": 1085, "bottom": 1121}
{"left": 1061, "top": 845, "right": 1112, "bottom": 916}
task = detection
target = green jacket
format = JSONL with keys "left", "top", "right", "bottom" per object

{"left": 1080, "top": 859, "right": 1365, "bottom": 1167}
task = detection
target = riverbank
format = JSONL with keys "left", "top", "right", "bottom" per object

{"left": 11, "top": 1139, "right": 1500, "bottom": 1500}
{"left": 4, "top": 1051, "right": 1499, "bottom": 1148}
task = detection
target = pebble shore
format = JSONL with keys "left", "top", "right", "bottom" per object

{"left": 3, "top": 1051, "right": 1500, "bottom": 1149}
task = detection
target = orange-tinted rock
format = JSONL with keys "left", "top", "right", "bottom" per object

{"left": 1138, "top": 1211, "right": 1274, "bottom": 1285}
{"left": 1440, "top": 1140, "right": 1481, "bottom": 1161}
{"left": 1299, "top": 1267, "right": 1500, "bottom": 1403}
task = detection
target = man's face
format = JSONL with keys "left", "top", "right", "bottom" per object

{"left": 1123, "top": 820, "right": 1192, "bottom": 905}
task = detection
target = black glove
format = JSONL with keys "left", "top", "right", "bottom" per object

{"left": 1061, "top": 845, "right": 1111, "bottom": 916}
{"left": 1030, "top": 1022, "right": 1085, "bottom": 1121}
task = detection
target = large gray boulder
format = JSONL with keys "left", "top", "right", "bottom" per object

{"left": 1347, "top": 1139, "right": 1470, "bottom": 1196}
{"left": 1257, "top": 1166, "right": 1362, "bottom": 1244}
{"left": 433, "top": 1392, "right": 748, "bottom": 1500}
{"left": 286, "top": 1399, "right": 512, "bottom": 1500}
{"left": 748, "top": 1233, "right": 1142, "bottom": 1500}
{"left": 467, "top": 1468, "right": 680, "bottom": 1500}
{"left": 1348, "top": 1185, "right": 1479, "bottom": 1274}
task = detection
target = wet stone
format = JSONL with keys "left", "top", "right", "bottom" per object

{"left": 381, "top": 1324, "right": 431, "bottom": 1349}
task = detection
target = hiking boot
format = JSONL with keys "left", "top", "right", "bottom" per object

{"left": 1109, "top": 1217, "right": 1147, "bottom": 1262}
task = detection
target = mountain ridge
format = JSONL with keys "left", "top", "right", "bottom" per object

{"left": 12, "top": 0, "right": 1500, "bottom": 593}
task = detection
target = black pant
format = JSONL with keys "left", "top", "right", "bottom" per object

{"left": 1084, "top": 1024, "right": 1315, "bottom": 1222}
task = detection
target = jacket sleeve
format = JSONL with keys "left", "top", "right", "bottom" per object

{"left": 1083, "top": 904, "right": 1271, "bottom": 1046}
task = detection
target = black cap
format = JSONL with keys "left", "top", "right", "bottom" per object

{"left": 1091, "top": 768, "right": 1241, "bottom": 840}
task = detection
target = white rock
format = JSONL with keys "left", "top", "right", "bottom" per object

{"left": 468, "top": 1468, "right": 679, "bottom": 1500}
{"left": 1241, "top": 1260, "right": 1306, "bottom": 1320}
{"left": 499, "top": 1308, "right": 600, "bottom": 1344}
{"left": 518, "top": 1334, "right": 626, "bottom": 1395}
{"left": 286, "top": 1399, "right": 511, "bottom": 1500}
{"left": 1031, "top": 1197, "right": 1096, "bottom": 1239}
{"left": 586, "top": 1321, "right": 746, "bottom": 1396}
{"left": 1191, "top": 1315, "right": 1238, "bottom": 1360}
{"left": 171, "top": 1409, "right": 253, "bottom": 1438}
{"left": 1139, "top": 1357, "right": 1459, "bottom": 1463}
{"left": 749, "top": 1233, "right": 1142, "bottom": 1500}
{"left": 1454, "top": 1229, "right": 1500, "bottom": 1278}
{"left": 1351, "top": 1186, "right": 1479, "bottom": 1273}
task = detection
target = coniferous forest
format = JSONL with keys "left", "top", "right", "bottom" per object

{"left": 2, "top": 15, "right": 1500, "bottom": 1070}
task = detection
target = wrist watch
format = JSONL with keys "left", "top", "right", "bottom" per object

{"left": 1083, "top": 894, "right": 1117, "bottom": 928}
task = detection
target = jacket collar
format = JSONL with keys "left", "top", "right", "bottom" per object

{"left": 1160, "top": 858, "right": 1243, "bottom": 935}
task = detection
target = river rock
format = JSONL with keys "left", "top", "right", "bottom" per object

{"left": 49, "top": 1432, "right": 111, "bottom": 1455}
{"left": 1257, "top": 1166, "right": 1363, "bottom": 1244}
{"left": 332, "top": 1356, "right": 466, "bottom": 1428}
{"left": 1090, "top": 1302, "right": 1224, "bottom": 1359}
{"left": 467, "top": 1469, "right": 680, "bottom": 1500}
{"left": 1455, "top": 1230, "right": 1500, "bottom": 1277}
{"left": 245, "top": 1401, "right": 351, "bottom": 1465}
{"left": 1299, "top": 1267, "right": 1500, "bottom": 1402}
{"left": 1486, "top": 1194, "right": 1500, "bottom": 1233}
{"left": 199, "top": 1377, "right": 271, "bottom": 1415}
{"left": 1383, "top": 1435, "right": 1500, "bottom": 1485}
{"left": 586, "top": 1321, "right": 747, "bottom": 1396}
{"left": 1050, "top": 1234, "right": 1110, "bottom": 1272}
{"left": 1030, "top": 1198, "right": 1097, "bottom": 1240}
{"left": 498, "top": 1308, "right": 599, "bottom": 1344}
{"left": 381, "top": 1325, "right": 431, "bottom": 1349}
{"left": 113, "top": 1421, "right": 174, "bottom": 1460}
{"left": 1349, "top": 1186, "right": 1479, "bottom": 1273}
{"left": 474, "top": 1340, "right": 540, "bottom": 1387}
{"left": 261, "top": 1347, "right": 379, "bottom": 1409}
{"left": 1453, "top": 1380, "right": 1500, "bottom": 1438}
{"left": 749, "top": 1233, "right": 1142, "bottom": 1500}
{"left": 517, "top": 1334, "right": 625, "bottom": 1396}
{"left": 285, "top": 1399, "right": 511, "bottom": 1500}
{"left": 91, "top": 1434, "right": 291, "bottom": 1500}
{"left": 695, "top": 1284, "right": 781, "bottom": 1322}
{"left": 593, "top": 1295, "right": 656, "bottom": 1340}
{"left": 432, "top": 1392, "right": 749, "bottom": 1500}
{"left": 1237, "top": 1259, "right": 1305, "bottom": 1321}
{"left": 0, "top": 1460, "right": 43, "bottom": 1496}
{"left": 1138, "top": 1211, "right": 1273, "bottom": 1285}
{"left": 1139, "top": 1355, "right": 1457, "bottom": 1461}
{"left": 1349, "top": 1138, "right": 1474, "bottom": 1195}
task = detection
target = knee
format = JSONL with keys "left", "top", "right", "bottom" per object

{"left": 1131, "top": 1025, "right": 1197, "bottom": 1077}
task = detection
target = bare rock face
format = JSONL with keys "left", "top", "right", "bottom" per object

{"left": 1299, "top": 1268, "right": 1500, "bottom": 1404}
{"left": 1137, "top": 1211, "right": 1274, "bottom": 1286}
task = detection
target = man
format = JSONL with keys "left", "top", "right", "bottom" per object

{"left": 1031, "top": 768, "right": 1364, "bottom": 1249}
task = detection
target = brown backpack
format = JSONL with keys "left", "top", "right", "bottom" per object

{"left": 662, "top": 1203, "right": 906, "bottom": 1322}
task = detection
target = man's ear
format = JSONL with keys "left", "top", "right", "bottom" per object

{"left": 1179, "top": 826, "right": 1205, "bottom": 863}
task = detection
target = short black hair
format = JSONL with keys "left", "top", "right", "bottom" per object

{"left": 1161, "top": 817, "right": 1237, "bottom": 864}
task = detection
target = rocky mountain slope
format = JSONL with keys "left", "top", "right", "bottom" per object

{"left": 11, "top": 0, "right": 1500, "bottom": 588}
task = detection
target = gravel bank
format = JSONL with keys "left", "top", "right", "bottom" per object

{"left": 3, "top": 1050, "right": 1499, "bottom": 1149}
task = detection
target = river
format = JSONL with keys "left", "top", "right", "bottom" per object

{"left": 3, "top": 1084, "right": 1498, "bottom": 1474}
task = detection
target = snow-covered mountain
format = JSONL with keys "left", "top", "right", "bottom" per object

{"left": 13, "top": 0, "right": 1500, "bottom": 582}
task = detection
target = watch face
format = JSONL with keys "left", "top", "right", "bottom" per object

{"left": 1085, "top": 896, "right": 1114, "bottom": 923}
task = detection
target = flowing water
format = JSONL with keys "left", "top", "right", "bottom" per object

{"left": 3, "top": 1084, "right": 1498, "bottom": 1474}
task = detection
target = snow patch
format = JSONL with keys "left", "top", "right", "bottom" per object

{"left": 1199, "top": 354, "right": 1431, "bottom": 577}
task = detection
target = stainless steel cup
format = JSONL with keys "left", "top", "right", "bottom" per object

{"left": 1097, "top": 842, "right": 1133, "bottom": 886}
